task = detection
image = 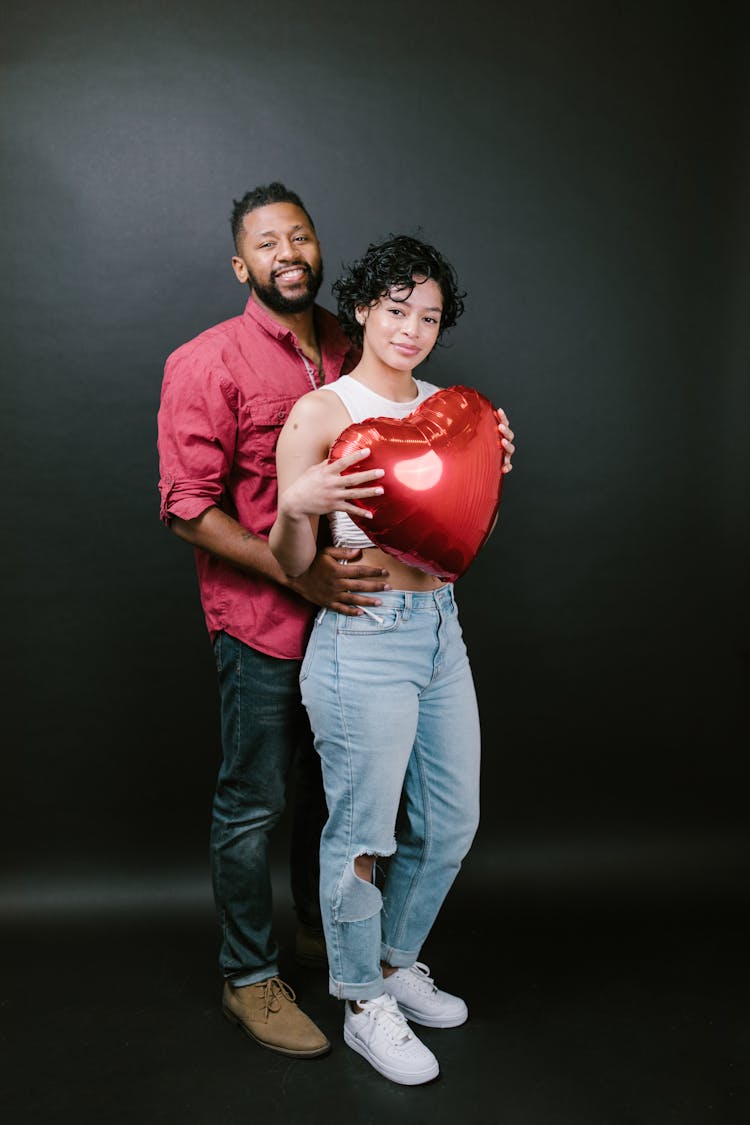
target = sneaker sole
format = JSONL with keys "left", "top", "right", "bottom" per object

{"left": 394, "top": 1002, "right": 468, "bottom": 1029}
{"left": 343, "top": 1025, "right": 440, "bottom": 1085}
{"left": 222, "top": 1004, "right": 331, "bottom": 1058}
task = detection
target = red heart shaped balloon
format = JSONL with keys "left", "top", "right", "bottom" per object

{"left": 329, "top": 385, "right": 503, "bottom": 581}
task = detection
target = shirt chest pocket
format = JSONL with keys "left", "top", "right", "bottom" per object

{"left": 241, "top": 394, "right": 298, "bottom": 467}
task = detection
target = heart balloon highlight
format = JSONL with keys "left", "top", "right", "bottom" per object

{"left": 329, "top": 385, "right": 503, "bottom": 581}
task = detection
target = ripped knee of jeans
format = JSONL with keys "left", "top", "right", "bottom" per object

{"left": 332, "top": 847, "right": 395, "bottom": 924}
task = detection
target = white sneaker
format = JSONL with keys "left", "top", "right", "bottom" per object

{"left": 382, "top": 962, "right": 468, "bottom": 1028}
{"left": 343, "top": 993, "right": 440, "bottom": 1085}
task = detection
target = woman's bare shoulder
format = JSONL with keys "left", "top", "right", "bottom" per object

{"left": 287, "top": 386, "right": 350, "bottom": 432}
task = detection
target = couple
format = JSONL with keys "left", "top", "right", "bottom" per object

{"left": 157, "top": 182, "right": 515, "bottom": 1086}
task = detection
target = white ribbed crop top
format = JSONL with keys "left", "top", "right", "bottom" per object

{"left": 325, "top": 375, "right": 440, "bottom": 549}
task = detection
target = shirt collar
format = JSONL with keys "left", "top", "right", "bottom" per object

{"left": 243, "top": 294, "right": 351, "bottom": 360}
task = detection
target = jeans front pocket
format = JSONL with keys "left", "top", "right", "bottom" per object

{"left": 336, "top": 606, "right": 402, "bottom": 637}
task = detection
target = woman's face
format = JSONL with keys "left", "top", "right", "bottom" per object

{"left": 358, "top": 277, "right": 443, "bottom": 373}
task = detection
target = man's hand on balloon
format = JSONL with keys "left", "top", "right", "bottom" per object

{"left": 495, "top": 408, "right": 515, "bottom": 474}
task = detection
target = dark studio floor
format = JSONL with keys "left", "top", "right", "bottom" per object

{"left": 1, "top": 865, "right": 748, "bottom": 1125}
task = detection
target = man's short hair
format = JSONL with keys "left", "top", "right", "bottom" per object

{"left": 230, "top": 182, "right": 314, "bottom": 248}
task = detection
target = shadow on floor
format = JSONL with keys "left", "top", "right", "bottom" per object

{"left": 1, "top": 874, "right": 748, "bottom": 1125}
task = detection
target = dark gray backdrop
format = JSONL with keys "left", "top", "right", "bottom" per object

{"left": 2, "top": 0, "right": 748, "bottom": 909}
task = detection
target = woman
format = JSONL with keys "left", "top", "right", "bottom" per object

{"left": 269, "top": 235, "right": 514, "bottom": 1085}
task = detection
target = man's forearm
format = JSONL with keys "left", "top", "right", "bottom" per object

{"left": 169, "top": 507, "right": 291, "bottom": 586}
{"left": 169, "top": 506, "right": 390, "bottom": 614}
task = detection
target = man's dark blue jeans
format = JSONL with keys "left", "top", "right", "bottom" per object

{"left": 210, "top": 631, "right": 325, "bottom": 985}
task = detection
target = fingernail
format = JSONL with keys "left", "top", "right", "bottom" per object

{"left": 383, "top": 584, "right": 392, "bottom": 590}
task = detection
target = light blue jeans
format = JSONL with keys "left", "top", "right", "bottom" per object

{"left": 300, "top": 584, "right": 481, "bottom": 1000}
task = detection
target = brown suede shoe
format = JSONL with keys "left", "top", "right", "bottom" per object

{"left": 295, "top": 924, "right": 328, "bottom": 969}
{"left": 222, "top": 977, "right": 330, "bottom": 1058}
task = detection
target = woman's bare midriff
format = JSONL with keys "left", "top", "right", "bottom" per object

{"left": 358, "top": 546, "right": 448, "bottom": 591}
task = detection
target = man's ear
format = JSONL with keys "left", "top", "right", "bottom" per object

{"left": 231, "top": 256, "right": 249, "bottom": 284}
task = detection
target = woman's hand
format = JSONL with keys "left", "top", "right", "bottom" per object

{"left": 278, "top": 447, "right": 385, "bottom": 520}
{"left": 495, "top": 408, "right": 516, "bottom": 474}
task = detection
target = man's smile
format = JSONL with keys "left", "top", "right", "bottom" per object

{"left": 274, "top": 265, "right": 310, "bottom": 283}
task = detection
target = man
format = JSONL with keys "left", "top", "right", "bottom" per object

{"left": 157, "top": 183, "right": 390, "bottom": 1059}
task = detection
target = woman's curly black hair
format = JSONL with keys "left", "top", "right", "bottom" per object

{"left": 332, "top": 234, "right": 465, "bottom": 349}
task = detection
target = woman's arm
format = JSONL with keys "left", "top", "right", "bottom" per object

{"left": 269, "top": 391, "right": 385, "bottom": 578}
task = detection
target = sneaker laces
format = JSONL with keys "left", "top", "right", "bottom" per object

{"left": 359, "top": 993, "right": 413, "bottom": 1044}
{"left": 400, "top": 962, "right": 437, "bottom": 996}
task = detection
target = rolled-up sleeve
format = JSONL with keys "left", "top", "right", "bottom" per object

{"left": 157, "top": 349, "right": 239, "bottom": 525}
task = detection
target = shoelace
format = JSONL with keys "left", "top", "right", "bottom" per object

{"left": 360, "top": 993, "right": 412, "bottom": 1043}
{"left": 401, "top": 962, "right": 437, "bottom": 995}
{"left": 260, "top": 976, "right": 296, "bottom": 1015}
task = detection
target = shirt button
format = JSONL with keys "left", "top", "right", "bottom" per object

{"left": 277, "top": 410, "right": 287, "bottom": 422}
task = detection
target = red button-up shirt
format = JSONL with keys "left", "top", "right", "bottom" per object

{"left": 157, "top": 295, "right": 358, "bottom": 660}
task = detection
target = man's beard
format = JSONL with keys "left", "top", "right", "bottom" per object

{"left": 248, "top": 261, "right": 324, "bottom": 314}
